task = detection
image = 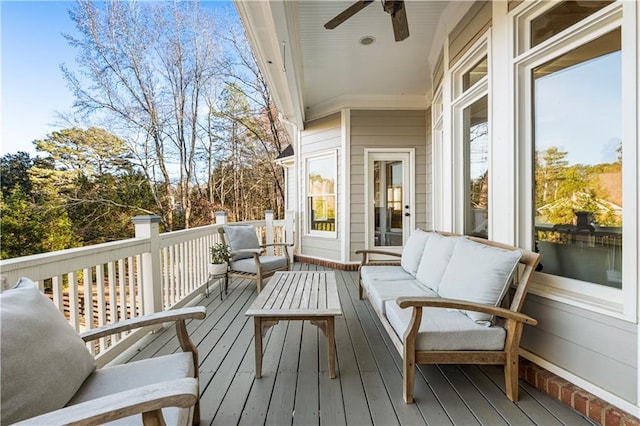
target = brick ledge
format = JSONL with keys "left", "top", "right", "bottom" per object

{"left": 519, "top": 358, "right": 639, "bottom": 426}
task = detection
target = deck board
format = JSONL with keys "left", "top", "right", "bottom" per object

{"left": 122, "top": 263, "right": 593, "bottom": 426}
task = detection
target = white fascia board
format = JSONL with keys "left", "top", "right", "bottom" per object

{"left": 306, "top": 94, "right": 429, "bottom": 122}
{"left": 233, "top": 0, "right": 305, "bottom": 131}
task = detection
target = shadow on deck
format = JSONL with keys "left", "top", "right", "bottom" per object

{"left": 123, "top": 263, "right": 593, "bottom": 426}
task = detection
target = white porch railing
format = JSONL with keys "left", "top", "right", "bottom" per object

{"left": 0, "top": 210, "right": 294, "bottom": 366}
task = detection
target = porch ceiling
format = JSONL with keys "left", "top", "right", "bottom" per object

{"left": 235, "top": 1, "right": 467, "bottom": 128}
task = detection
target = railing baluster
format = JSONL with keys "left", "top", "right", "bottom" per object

{"left": 52, "top": 275, "right": 64, "bottom": 313}
{"left": 68, "top": 271, "right": 80, "bottom": 332}
{"left": 107, "top": 261, "right": 117, "bottom": 344}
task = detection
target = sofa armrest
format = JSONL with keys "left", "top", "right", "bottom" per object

{"left": 15, "top": 378, "right": 198, "bottom": 425}
{"left": 355, "top": 249, "right": 402, "bottom": 266}
{"left": 80, "top": 306, "right": 206, "bottom": 342}
{"left": 396, "top": 297, "right": 537, "bottom": 325}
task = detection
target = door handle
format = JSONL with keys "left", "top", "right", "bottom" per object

{"left": 404, "top": 212, "right": 410, "bottom": 217}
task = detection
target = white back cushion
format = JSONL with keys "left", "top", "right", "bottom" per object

{"left": 415, "top": 233, "right": 459, "bottom": 292}
{"left": 438, "top": 238, "right": 522, "bottom": 322}
{"left": 0, "top": 278, "right": 96, "bottom": 424}
{"left": 224, "top": 225, "right": 260, "bottom": 260}
{"left": 400, "top": 229, "right": 431, "bottom": 276}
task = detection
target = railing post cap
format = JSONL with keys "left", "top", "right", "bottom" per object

{"left": 215, "top": 211, "right": 228, "bottom": 217}
{"left": 132, "top": 215, "right": 162, "bottom": 224}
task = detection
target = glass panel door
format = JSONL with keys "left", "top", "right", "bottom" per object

{"left": 367, "top": 151, "right": 412, "bottom": 249}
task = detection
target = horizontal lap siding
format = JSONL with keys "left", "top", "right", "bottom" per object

{"left": 300, "top": 113, "right": 342, "bottom": 261}
{"left": 349, "top": 110, "right": 428, "bottom": 262}
{"left": 521, "top": 294, "right": 637, "bottom": 403}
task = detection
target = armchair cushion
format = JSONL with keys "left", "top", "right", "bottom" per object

{"left": 67, "top": 352, "right": 194, "bottom": 425}
{"left": 438, "top": 238, "right": 522, "bottom": 322}
{"left": 415, "top": 233, "right": 459, "bottom": 292}
{"left": 225, "top": 225, "right": 261, "bottom": 260}
{"left": 230, "top": 255, "right": 288, "bottom": 274}
{"left": 400, "top": 229, "right": 431, "bottom": 276}
{"left": 0, "top": 278, "right": 96, "bottom": 424}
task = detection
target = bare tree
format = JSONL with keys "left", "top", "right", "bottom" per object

{"left": 62, "top": 0, "right": 220, "bottom": 230}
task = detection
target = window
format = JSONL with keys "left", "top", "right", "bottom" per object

{"left": 452, "top": 40, "right": 489, "bottom": 239}
{"left": 464, "top": 95, "right": 489, "bottom": 238}
{"left": 306, "top": 153, "right": 336, "bottom": 234}
{"left": 532, "top": 29, "right": 622, "bottom": 288}
{"left": 530, "top": 1, "right": 613, "bottom": 48}
{"left": 463, "top": 57, "right": 488, "bottom": 92}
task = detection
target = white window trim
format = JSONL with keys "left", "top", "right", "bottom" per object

{"left": 451, "top": 34, "right": 490, "bottom": 236}
{"left": 514, "top": 2, "right": 637, "bottom": 321}
{"left": 304, "top": 150, "right": 338, "bottom": 239}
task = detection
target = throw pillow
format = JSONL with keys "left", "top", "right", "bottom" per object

{"left": 224, "top": 225, "right": 261, "bottom": 260}
{"left": 437, "top": 238, "right": 522, "bottom": 322}
{"left": 400, "top": 229, "right": 431, "bottom": 276}
{"left": 0, "top": 278, "right": 96, "bottom": 424}
{"left": 415, "top": 233, "right": 460, "bottom": 292}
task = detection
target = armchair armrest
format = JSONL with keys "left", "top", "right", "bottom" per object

{"left": 262, "top": 242, "right": 294, "bottom": 248}
{"left": 354, "top": 249, "right": 402, "bottom": 266}
{"left": 80, "top": 306, "right": 206, "bottom": 342}
{"left": 15, "top": 378, "right": 198, "bottom": 425}
{"left": 396, "top": 297, "right": 537, "bottom": 325}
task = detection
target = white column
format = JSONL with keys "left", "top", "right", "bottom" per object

{"left": 215, "top": 211, "right": 228, "bottom": 225}
{"left": 285, "top": 210, "right": 295, "bottom": 260}
{"left": 133, "top": 215, "right": 163, "bottom": 315}
{"left": 265, "top": 210, "right": 274, "bottom": 255}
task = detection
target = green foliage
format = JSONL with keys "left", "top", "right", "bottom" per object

{"left": 1, "top": 187, "right": 78, "bottom": 259}
{"left": 535, "top": 147, "right": 622, "bottom": 227}
{"left": 210, "top": 242, "right": 230, "bottom": 264}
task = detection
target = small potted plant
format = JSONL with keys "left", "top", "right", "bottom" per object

{"left": 209, "top": 242, "right": 230, "bottom": 276}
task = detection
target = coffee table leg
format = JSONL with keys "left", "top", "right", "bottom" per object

{"left": 254, "top": 317, "right": 263, "bottom": 378}
{"left": 327, "top": 317, "right": 336, "bottom": 378}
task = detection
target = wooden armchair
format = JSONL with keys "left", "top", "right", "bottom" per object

{"left": 218, "top": 225, "right": 292, "bottom": 292}
{"left": 1, "top": 277, "right": 205, "bottom": 425}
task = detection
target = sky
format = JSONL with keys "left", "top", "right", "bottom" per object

{"left": 1, "top": 1, "right": 79, "bottom": 156}
{"left": 0, "top": 0, "right": 232, "bottom": 157}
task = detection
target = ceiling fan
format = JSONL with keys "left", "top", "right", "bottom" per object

{"left": 324, "top": 0, "right": 410, "bottom": 42}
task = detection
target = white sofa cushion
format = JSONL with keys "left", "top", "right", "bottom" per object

{"left": 385, "top": 300, "right": 506, "bottom": 351}
{"left": 400, "top": 229, "right": 431, "bottom": 276}
{"left": 67, "top": 352, "right": 194, "bottom": 425}
{"left": 360, "top": 265, "right": 414, "bottom": 287}
{"left": 415, "top": 233, "right": 459, "bottom": 292}
{"left": 0, "top": 278, "right": 96, "bottom": 424}
{"left": 366, "top": 279, "right": 437, "bottom": 315}
{"left": 438, "top": 238, "right": 522, "bottom": 322}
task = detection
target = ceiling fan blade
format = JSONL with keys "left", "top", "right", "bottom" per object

{"left": 390, "top": 1, "right": 409, "bottom": 41}
{"left": 324, "top": 0, "right": 374, "bottom": 30}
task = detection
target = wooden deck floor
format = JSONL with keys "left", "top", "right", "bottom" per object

{"left": 125, "top": 263, "right": 594, "bottom": 426}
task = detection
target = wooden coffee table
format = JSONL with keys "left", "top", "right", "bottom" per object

{"left": 245, "top": 271, "right": 342, "bottom": 378}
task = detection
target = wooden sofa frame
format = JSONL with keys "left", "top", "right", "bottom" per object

{"left": 356, "top": 231, "right": 541, "bottom": 403}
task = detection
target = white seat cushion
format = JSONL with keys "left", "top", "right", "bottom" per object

{"left": 230, "top": 255, "right": 287, "bottom": 274}
{"left": 360, "top": 265, "right": 414, "bottom": 287}
{"left": 0, "top": 278, "right": 96, "bottom": 424}
{"left": 400, "top": 229, "right": 432, "bottom": 276}
{"left": 366, "top": 279, "right": 437, "bottom": 315}
{"left": 438, "top": 238, "right": 522, "bottom": 322}
{"left": 68, "top": 352, "right": 194, "bottom": 425}
{"left": 415, "top": 233, "right": 460, "bottom": 292}
{"left": 385, "top": 300, "right": 506, "bottom": 351}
